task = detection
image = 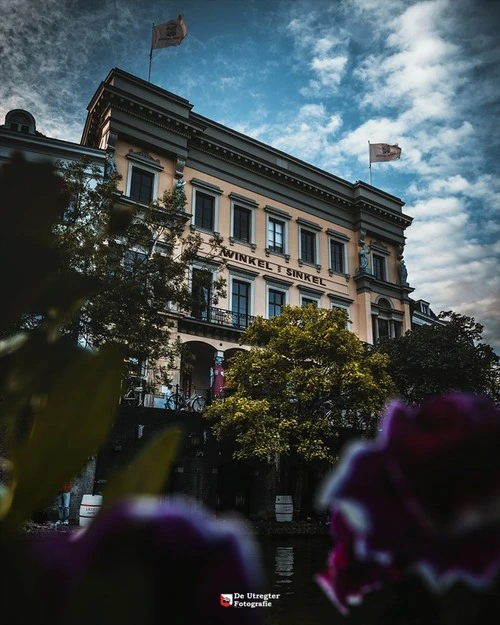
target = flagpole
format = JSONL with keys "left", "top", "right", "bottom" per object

{"left": 147, "top": 23, "right": 154, "bottom": 82}
{"left": 368, "top": 141, "right": 372, "bottom": 186}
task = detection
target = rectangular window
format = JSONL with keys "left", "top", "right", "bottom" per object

{"left": 124, "top": 250, "right": 147, "bottom": 275}
{"left": 331, "top": 303, "right": 350, "bottom": 329}
{"left": 372, "top": 254, "right": 386, "bottom": 280}
{"left": 233, "top": 205, "right": 251, "bottom": 242}
{"left": 191, "top": 268, "right": 212, "bottom": 321}
{"left": 232, "top": 279, "right": 251, "bottom": 329}
{"left": 330, "top": 240, "right": 345, "bottom": 274}
{"left": 377, "top": 318, "right": 390, "bottom": 338}
{"left": 268, "top": 218, "right": 284, "bottom": 253}
{"left": 268, "top": 289, "right": 285, "bottom": 318}
{"left": 194, "top": 191, "right": 215, "bottom": 230}
{"left": 301, "top": 297, "right": 318, "bottom": 308}
{"left": 129, "top": 168, "right": 154, "bottom": 205}
{"left": 300, "top": 229, "right": 316, "bottom": 264}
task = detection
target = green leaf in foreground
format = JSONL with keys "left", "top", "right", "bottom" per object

{"left": 4, "top": 346, "right": 123, "bottom": 529}
{"left": 101, "top": 427, "right": 181, "bottom": 511}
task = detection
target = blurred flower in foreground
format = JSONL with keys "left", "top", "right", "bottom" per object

{"left": 317, "top": 393, "right": 500, "bottom": 616}
{"left": 35, "top": 497, "right": 263, "bottom": 625}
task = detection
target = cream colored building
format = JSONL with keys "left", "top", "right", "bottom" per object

{"left": 82, "top": 68, "right": 414, "bottom": 401}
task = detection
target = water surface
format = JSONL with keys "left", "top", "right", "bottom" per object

{"left": 258, "top": 535, "right": 345, "bottom": 625}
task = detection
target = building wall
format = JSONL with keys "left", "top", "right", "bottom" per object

{"left": 82, "top": 67, "right": 415, "bottom": 399}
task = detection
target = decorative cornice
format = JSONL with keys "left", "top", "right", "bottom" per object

{"left": 83, "top": 83, "right": 206, "bottom": 147}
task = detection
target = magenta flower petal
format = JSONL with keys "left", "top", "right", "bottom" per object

{"left": 318, "top": 393, "right": 500, "bottom": 604}
{"left": 316, "top": 510, "right": 401, "bottom": 614}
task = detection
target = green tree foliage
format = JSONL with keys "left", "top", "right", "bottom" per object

{"left": 0, "top": 155, "right": 180, "bottom": 531}
{"left": 376, "top": 311, "right": 499, "bottom": 404}
{"left": 204, "top": 306, "right": 394, "bottom": 462}
{"left": 41, "top": 158, "right": 225, "bottom": 386}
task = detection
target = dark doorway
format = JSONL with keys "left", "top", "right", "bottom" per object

{"left": 216, "top": 460, "right": 253, "bottom": 517}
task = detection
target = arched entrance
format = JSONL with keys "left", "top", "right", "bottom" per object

{"left": 180, "top": 341, "right": 215, "bottom": 400}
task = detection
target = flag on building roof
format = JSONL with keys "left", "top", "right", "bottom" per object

{"left": 151, "top": 15, "right": 187, "bottom": 50}
{"left": 369, "top": 143, "right": 402, "bottom": 163}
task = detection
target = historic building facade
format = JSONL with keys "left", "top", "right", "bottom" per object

{"left": 81, "top": 68, "right": 414, "bottom": 407}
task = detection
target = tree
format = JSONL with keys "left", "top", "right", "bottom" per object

{"left": 204, "top": 305, "right": 394, "bottom": 464}
{"left": 52, "top": 158, "right": 225, "bottom": 388}
{"left": 376, "top": 311, "right": 499, "bottom": 404}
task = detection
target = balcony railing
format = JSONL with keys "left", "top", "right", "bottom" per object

{"left": 188, "top": 306, "right": 255, "bottom": 330}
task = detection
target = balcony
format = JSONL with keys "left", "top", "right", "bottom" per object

{"left": 178, "top": 306, "right": 256, "bottom": 341}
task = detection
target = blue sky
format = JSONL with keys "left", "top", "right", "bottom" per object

{"left": 1, "top": 0, "right": 499, "bottom": 350}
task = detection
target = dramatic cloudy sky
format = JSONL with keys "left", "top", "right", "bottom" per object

{"left": 1, "top": 0, "right": 499, "bottom": 350}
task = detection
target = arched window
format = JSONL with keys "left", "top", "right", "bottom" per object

{"left": 372, "top": 297, "right": 403, "bottom": 341}
{"left": 4, "top": 110, "right": 36, "bottom": 134}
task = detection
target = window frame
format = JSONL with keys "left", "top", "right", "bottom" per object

{"left": 371, "top": 297, "right": 404, "bottom": 341}
{"left": 267, "top": 216, "right": 286, "bottom": 254}
{"left": 123, "top": 248, "right": 148, "bottom": 276}
{"left": 300, "top": 294, "right": 319, "bottom": 308}
{"left": 267, "top": 286, "right": 288, "bottom": 318}
{"left": 192, "top": 188, "right": 220, "bottom": 232}
{"left": 329, "top": 295, "right": 353, "bottom": 330}
{"left": 231, "top": 203, "right": 253, "bottom": 244}
{"left": 230, "top": 275, "right": 254, "bottom": 329}
{"left": 125, "top": 152, "right": 162, "bottom": 205}
{"left": 190, "top": 266, "right": 215, "bottom": 321}
{"left": 128, "top": 167, "right": 155, "bottom": 205}
{"left": 372, "top": 253, "right": 387, "bottom": 281}
{"left": 299, "top": 227, "right": 318, "bottom": 265}
{"left": 329, "top": 238, "right": 347, "bottom": 274}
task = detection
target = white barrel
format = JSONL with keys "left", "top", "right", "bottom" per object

{"left": 79, "top": 494, "right": 103, "bottom": 527}
{"left": 275, "top": 495, "right": 293, "bottom": 522}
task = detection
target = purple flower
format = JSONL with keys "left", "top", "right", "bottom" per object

{"left": 316, "top": 510, "right": 401, "bottom": 615}
{"left": 318, "top": 393, "right": 500, "bottom": 611}
{"left": 35, "top": 496, "right": 263, "bottom": 625}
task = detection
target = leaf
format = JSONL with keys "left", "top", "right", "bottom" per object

{"left": 3, "top": 346, "right": 123, "bottom": 529}
{"left": 101, "top": 427, "right": 181, "bottom": 511}
{"left": 0, "top": 335, "right": 87, "bottom": 426}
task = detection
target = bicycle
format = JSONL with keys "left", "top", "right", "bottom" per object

{"left": 167, "top": 387, "right": 206, "bottom": 412}
{"left": 122, "top": 385, "right": 144, "bottom": 406}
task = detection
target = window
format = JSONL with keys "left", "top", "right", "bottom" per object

{"left": 129, "top": 168, "right": 154, "bottom": 205}
{"left": 301, "top": 296, "right": 318, "bottom": 308}
{"left": 5, "top": 110, "right": 34, "bottom": 133}
{"left": 191, "top": 268, "right": 212, "bottom": 321}
{"left": 268, "top": 289, "right": 285, "bottom": 317}
{"left": 233, "top": 205, "right": 251, "bottom": 242}
{"left": 372, "top": 254, "right": 386, "bottom": 280}
{"left": 377, "top": 318, "right": 390, "bottom": 338}
{"left": 371, "top": 298, "right": 403, "bottom": 341}
{"left": 10, "top": 119, "right": 29, "bottom": 133}
{"left": 300, "top": 229, "right": 316, "bottom": 264}
{"left": 194, "top": 191, "right": 215, "bottom": 231}
{"left": 268, "top": 217, "right": 284, "bottom": 253}
{"left": 330, "top": 239, "right": 345, "bottom": 274}
{"left": 124, "top": 249, "right": 147, "bottom": 275}
{"left": 331, "top": 304, "right": 350, "bottom": 329}
{"left": 329, "top": 296, "right": 352, "bottom": 329}
{"left": 231, "top": 279, "right": 251, "bottom": 329}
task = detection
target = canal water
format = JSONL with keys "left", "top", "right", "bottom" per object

{"left": 258, "top": 535, "right": 345, "bottom": 625}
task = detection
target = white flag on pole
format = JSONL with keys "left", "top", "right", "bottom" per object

{"left": 152, "top": 15, "right": 187, "bottom": 50}
{"left": 369, "top": 143, "right": 402, "bottom": 163}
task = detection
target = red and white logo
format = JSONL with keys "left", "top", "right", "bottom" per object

{"left": 220, "top": 594, "right": 233, "bottom": 607}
